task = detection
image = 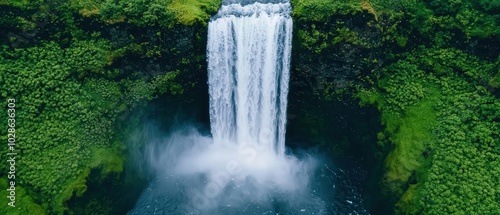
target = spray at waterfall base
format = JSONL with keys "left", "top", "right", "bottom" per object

{"left": 130, "top": 1, "right": 366, "bottom": 214}
{"left": 145, "top": 128, "right": 319, "bottom": 213}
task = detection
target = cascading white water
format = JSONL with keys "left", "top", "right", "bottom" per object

{"left": 207, "top": 2, "right": 292, "bottom": 155}
{"left": 130, "top": 2, "right": 336, "bottom": 214}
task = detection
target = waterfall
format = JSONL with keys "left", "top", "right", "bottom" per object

{"left": 129, "top": 1, "right": 371, "bottom": 214}
{"left": 207, "top": 2, "right": 293, "bottom": 155}
{"left": 130, "top": 2, "right": 331, "bottom": 214}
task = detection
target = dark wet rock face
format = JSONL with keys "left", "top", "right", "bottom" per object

{"left": 285, "top": 10, "right": 383, "bottom": 155}
{"left": 290, "top": 13, "right": 382, "bottom": 98}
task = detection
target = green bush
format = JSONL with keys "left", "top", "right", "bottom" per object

{"left": 362, "top": 48, "right": 500, "bottom": 214}
{"left": 0, "top": 39, "right": 183, "bottom": 214}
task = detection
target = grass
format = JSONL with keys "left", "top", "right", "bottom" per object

{"left": 384, "top": 85, "right": 439, "bottom": 183}
{"left": 0, "top": 179, "right": 46, "bottom": 215}
{"left": 168, "top": 0, "right": 221, "bottom": 25}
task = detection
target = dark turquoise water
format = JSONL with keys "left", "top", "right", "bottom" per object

{"left": 129, "top": 154, "right": 369, "bottom": 215}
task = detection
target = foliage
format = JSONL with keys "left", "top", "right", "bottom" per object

{"left": 168, "top": 0, "right": 221, "bottom": 25}
{"left": 71, "top": 0, "right": 221, "bottom": 26}
{"left": 411, "top": 1, "right": 500, "bottom": 41}
{"left": 65, "top": 40, "right": 113, "bottom": 77}
{"left": 362, "top": 48, "right": 500, "bottom": 214}
{"left": 490, "top": 69, "right": 500, "bottom": 88}
{"left": 293, "top": 1, "right": 500, "bottom": 212}
{"left": 292, "top": 0, "right": 380, "bottom": 54}
{"left": 0, "top": 0, "right": 213, "bottom": 214}
{"left": 379, "top": 61, "right": 427, "bottom": 111}
{"left": 0, "top": 179, "right": 45, "bottom": 215}
{"left": 368, "top": 0, "right": 417, "bottom": 12}
{"left": 293, "top": 0, "right": 500, "bottom": 56}
{"left": 0, "top": 40, "right": 182, "bottom": 214}
{"left": 297, "top": 22, "right": 374, "bottom": 54}
{"left": 0, "top": 0, "right": 498, "bottom": 214}
{"left": 356, "top": 87, "right": 381, "bottom": 107}
{"left": 291, "top": 0, "right": 362, "bottom": 22}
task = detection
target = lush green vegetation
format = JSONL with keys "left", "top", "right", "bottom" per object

{"left": 292, "top": 0, "right": 364, "bottom": 22}
{"left": 1, "top": 0, "right": 220, "bottom": 27}
{"left": 0, "top": 0, "right": 216, "bottom": 214}
{"left": 293, "top": 0, "right": 500, "bottom": 214}
{"left": 74, "top": 0, "right": 220, "bottom": 26}
{"left": 0, "top": 0, "right": 499, "bottom": 214}
{"left": 359, "top": 48, "right": 500, "bottom": 214}
{"left": 0, "top": 38, "right": 182, "bottom": 215}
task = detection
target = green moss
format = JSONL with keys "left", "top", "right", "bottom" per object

{"left": 356, "top": 87, "right": 381, "bottom": 108}
{"left": 168, "top": 0, "right": 221, "bottom": 26}
{"left": 395, "top": 183, "right": 420, "bottom": 214}
{"left": 71, "top": 0, "right": 221, "bottom": 27}
{"left": 384, "top": 92, "right": 438, "bottom": 184}
{"left": 57, "top": 169, "right": 90, "bottom": 207}
{"left": 90, "top": 148, "right": 124, "bottom": 175}
{"left": 0, "top": 180, "right": 46, "bottom": 215}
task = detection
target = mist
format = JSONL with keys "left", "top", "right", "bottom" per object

{"left": 140, "top": 125, "right": 321, "bottom": 214}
